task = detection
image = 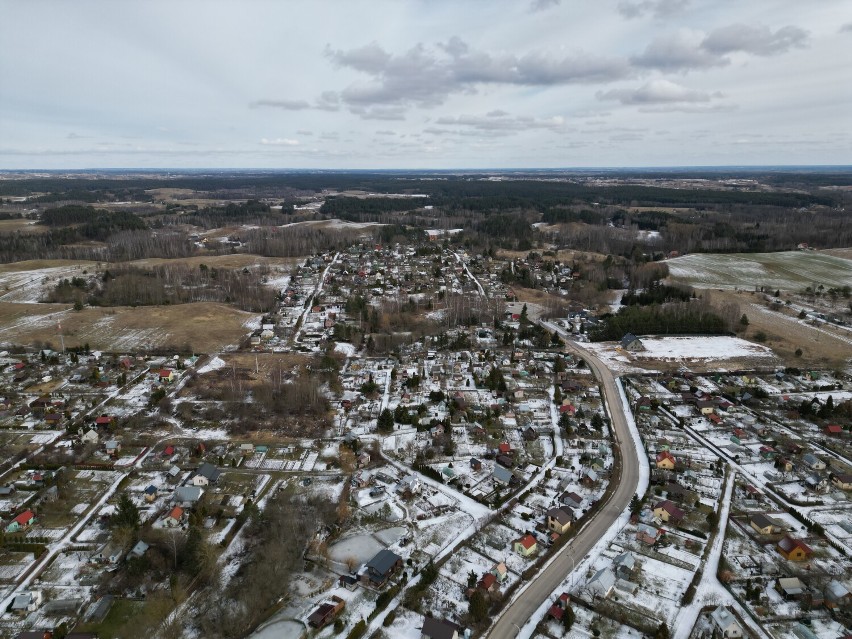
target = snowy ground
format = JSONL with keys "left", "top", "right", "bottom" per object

{"left": 582, "top": 336, "right": 777, "bottom": 373}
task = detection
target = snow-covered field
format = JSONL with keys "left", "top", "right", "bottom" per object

{"left": 667, "top": 251, "right": 852, "bottom": 290}
{"left": 582, "top": 336, "right": 777, "bottom": 373}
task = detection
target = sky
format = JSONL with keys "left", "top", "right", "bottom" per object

{"left": 1, "top": 0, "right": 850, "bottom": 169}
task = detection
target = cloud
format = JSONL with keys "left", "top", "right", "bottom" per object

{"left": 259, "top": 138, "right": 299, "bottom": 146}
{"left": 632, "top": 24, "right": 808, "bottom": 71}
{"left": 841, "top": 23, "right": 852, "bottom": 34}
{"left": 296, "top": 130, "right": 313, "bottom": 136}
{"left": 702, "top": 24, "right": 808, "bottom": 56}
{"left": 250, "top": 99, "right": 311, "bottom": 110}
{"left": 66, "top": 132, "right": 89, "bottom": 140}
{"left": 638, "top": 103, "right": 738, "bottom": 113}
{"left": 375, "top": 130, "right": 396, "bottom": 136}
{"left": 617, "top": 0, "right": 689, "bottom": 20}
{"left": 597, "top": 79, "right": 716, "bottom": 104}
{"left": 325, "top": 38, "right": 631, "bottom": 113}
{"left": 529, "top": 0, "right": 560, "bottom": 12}
{"left": 432, "top": 112, "right": 567, "bottom": 136}
{"left": 349, "top": 105, "right": 407, "bottom": 120}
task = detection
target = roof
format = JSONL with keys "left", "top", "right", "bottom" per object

{"left": 492, "top": 465, "right": 514, "bottom": 484}
{"left": 174, "top": 486, "right": 202, "bottom": 502}
{"left": 196, "top": 462, "right": 221, "bottom": 482}
{"left": 13, "top": 510, "right": 35, "bottom": 525}
{"left": 656, "top": 450, "right": 676, "bottom": 463}
{"left": 130, "top": 540, "right": 149, "bottom": 557}
{"left": 516, "top": 534, "right": 536, "bottom": 550}
{"left": 421, "top": 617, "right": 460, "bottom": 639}
{"left": 778, "top": 535, "right": 813, "bottom": 555}
{"left": 547, "top": 507, "right": 574, "bottom": 526}
{"left": 654, "top": 500, "right": 685, "bottom": 520}
{"left": 620, "top": 333, "right": 640, "bottom": 347}
{"left": 710, "top": 606, "right": 740, "bottom": 631}
{"left": 750, "top": 513, "right": 781, "bottom": 530}
{"left": 366, "top": 549, "right": 402, "bottom": 577}
{"left": 588, "top": 567, "right": 616, "bottom": 592}
{"left": 613, "top": 551, "right": 635, "bottom": 570}
{"left": 479, "top": 572, "right": 497, "bottom": 589}
{"left": 144, "top": 485, "right": 158, "bottom": 495}
{"left": 168, "top": 506, "right": 184, "bottom": 520}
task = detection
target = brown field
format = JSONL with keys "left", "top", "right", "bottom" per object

{"left": 0, "top": 259, "right": 99, "bottom": 274}
{"left": 820, "top": 247, "right": 852, "bottom": 260}
{"left": 706, "top": 290, "right": 852, "bottom": 368}
{"left": 0, "top": 301, "right": 256, "bottom": 353}
{"left": 128, "top": 254, "right": 297, "bottom": 270}
{"left": 0, "top": 218, "right": 50, "bottom": 234}
{"left": 496, "top": 247, "right": 608, "bottom": 262}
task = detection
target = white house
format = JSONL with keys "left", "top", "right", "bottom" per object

{"left": 81, "top": 429, "right": 99, "bottom": 445}
{"left": 710, "top": 606, "right": 743, "bottom": 638}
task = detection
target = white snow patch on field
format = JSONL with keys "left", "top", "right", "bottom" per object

{"left": 334, "top": 342, "right": 357, "bottom": 357}
{"left": 198, "top": 356, "right": 226, "bottom": 374}
{"left": 636, "top": 336, "right": 776, "bottom": 360}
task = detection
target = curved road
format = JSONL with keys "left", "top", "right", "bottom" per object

{"left": 488, "top": 322, "right": 641, "bottom": 639}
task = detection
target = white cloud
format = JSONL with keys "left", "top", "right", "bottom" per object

{"left": 259, "top": 138, "right": 299, "bottom": 146}
{"left": 597, "top": 79, "right": 717, "bottom": 104}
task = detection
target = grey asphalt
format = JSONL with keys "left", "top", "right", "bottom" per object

{"left": 487, "top": 323, "right": 641, "bottom": 639}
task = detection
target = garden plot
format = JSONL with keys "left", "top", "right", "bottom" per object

{"left": 242, "top": 448, "right": 318, "bottom": 471}
{"left": 0, "top": 553, "right": 32, "bottom": 581}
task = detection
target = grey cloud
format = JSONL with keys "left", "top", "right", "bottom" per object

{"left": 617, "top": 0, "right": 689, "bottom": 20}
{"left": 638, "top": 103, "right": 737, "bottom": 113}
{"left": 633, "top": 23, "right": 808, "bottom": 71}
{"left": 702, "top": 24, "right": 808, "bottom": 56}
{"left": 631, "top": 30, "right": 724, "bottom": 70}
{"left": 529, "top": 0, "right": 560, "bottom": 12}
{"left": 375, "top": 130, "right": 396, "bottom": 135}
{"left": 259, "top": 138, "right": 300, "bottom": 146}
{"left": 597, "top": 79, "right": 715, "bottom": 104}
{"left": 325, "top": 39, "right": 631, "bottom": 113}
{"left": 250, "top": 99, "right": 311, "bottom": 110}
{"left": 66, "top": 132, "right": 89, "bottom": 139}
{"left": 296, "top": 130, "right": 313, "bottom": 136}
{"left": 350, "top": 106, "right": 407, "bottom": 120}
{"left": 841, "top": 23, "right": 852, "bottom": 33}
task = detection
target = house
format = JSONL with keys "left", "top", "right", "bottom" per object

{"left": 620, "top": 333, "right": 644, "bottom": 352}
{"left": 420, "top": 617, "right": 460, "bottom": 639}
{"left": 104, "top": 440, "right": 121, "bottom": 456}
{"left": 750, "top": 513, "right": 785, "bottom": 535}
{"left": 824, "top": 580, "right": 851, "bottom": 609}
{"left": 470, "top": 458, "right": 482, "bottom": 471}
{"left": 804, "top": 473, "right": 827, "bottom": 491}
{"left": 477, "top": 572, "right": 498, "bottom": 593}
{"left": 143, "top": 485, "right": 158, "bottom": 503}
{"left": 612, "top": 551, "right": 636, "bottom": 579}
{"left": 824, "top": 424, "right": 844, "bottom": 437}
{"left": 655, "top": 451, "right": 676, "bottom": 470}
{"left": 497, "top": 442, "right": 512, "bottom": 455}
{"left": 696, "top": 400, "right": 715, "bottom": 415}
{"left": 522, "top": 426, "right": 537, "bottom": 442}
{"left": 158, "top": 369, "right": 175, "bottom": 383}
{"left": 129, "top": 540, "right": 149, "bottom": 559}
{"left": 81, "top": 429, "right": 99, "bottom": 445}
{"left": 801, "top": 453, "right": 826, "bottom": 470}
{"left": 10, "top": 591, "right": 42, "bottom": 615}
{"left": 0, "top": 483, "right": 16, "bottom": 497}
{"left": 492, "top": 465, "right": 517, "bottom": 486}
{"left": 710, "top": 606, "right": 743, "bottom": 638}
{"left": 307, "top": 596, "right": 345, "bottom": 629}
{"left": 831, "top": 473, "right": 852, "bottom": 490}
{"left": 6, "top": 510, "right": 36, "bottom": 533}
{"left": 546, "top": 507, "right": 574, "bottom": 535}
{"left": 560, "top": 491, "right": 583, "bottom": 509}
{"left": 192, "top": 462, "right": 221, "bottom": 486}
{"left": 777, "top": 577, "right": 806, "bottom": 600}
{"left": 239, "top": 443, "right": 254, "bottom": 455}
{"left": 636, "top": 396, "right": 653, "bottom": 411}
{"left": 91, "top": 543, "right": 124, "bottom": 564}
{"left": 586, "top": 567, "right": 616, "bottom": 598}
{"left": 636, "top": 523, "right": 662, "bottom": 545}
{"left": 513, "top": 534, "right": 537, "bottom": 557}
{"left": 173, "top": 486, "right": 202, "bottom": 506}
{"left": 581, "top": 469, "right": 598, "bottom": 486}
{"left": 397, "top": 475, "right": 422, "bottom": 496}
{"left": 777, "top": 535, "right": 814, "bottom": 561}
{"left": 496, "top": 454, "right": 514, "bottom": 469}
{"left": 653, "top": 500, "right": 685, "bottom": 524}
{"left": 363, "top": 549, "right": 403, "bottom": 588}
{"left": 164, "top": 506, "right": 184, "bottom": 527}
{"left": 167, "top": 465, "right": 182, "bottom": 482}
{"left": 162, "top": 445, "right": 175, "bottom": 457}
{"left": 491, "top": 562, "right": 509, "bottom": 584}
{"left": 94, "top": 415, "right": 113, "bottom": 426}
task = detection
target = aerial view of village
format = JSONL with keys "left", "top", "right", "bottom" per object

{"left": 1, "top": 2, "right": 850, "bottom": 639}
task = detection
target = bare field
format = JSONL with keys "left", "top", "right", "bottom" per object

{"left": 706, "top": 290, "right": 852, "bottom": 368}
{"left": 0, "top": 218, "right": 49, "bottom": 234}
{"left": 0, "top": 301, "right": 257, "bottom": 353}
{"left": 667, "top": 251, "right": 852, "bottom": 291}
{"left": 128, "top": 254, "right": 297, "bottom": 270}
{"left": 821, "top": 247, "right": 852, "bottom": 260}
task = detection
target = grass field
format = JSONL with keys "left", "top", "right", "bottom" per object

{"left": 667, "top": 251, "right": 852, "bottom": 291}
{"left": 0, "top": 301, "right": 256, "bottom": 353}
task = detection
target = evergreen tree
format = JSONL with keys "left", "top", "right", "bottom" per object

{"left": 469, "top": 589, "right": 489, "bottom": 623}
{"left": 377, "top": 408, "right": 394, "bottom": 433}
{"left": 113, "top": 492, "right": 140, "bottom": 530}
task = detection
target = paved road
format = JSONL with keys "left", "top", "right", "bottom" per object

{"left": 488, "top": 323, "right": 642, "bottom": 639}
